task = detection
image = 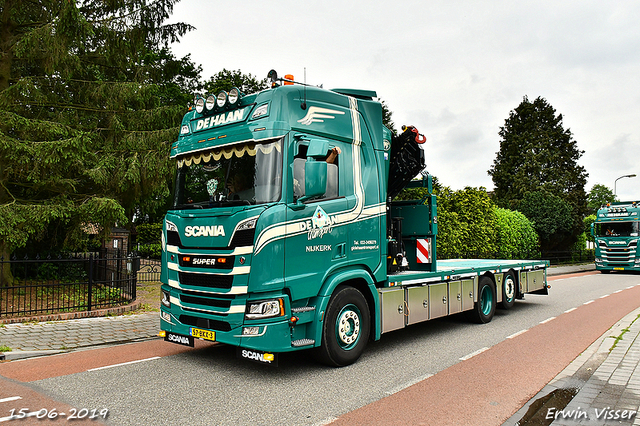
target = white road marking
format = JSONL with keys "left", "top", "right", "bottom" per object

{"left": 0, "top": 397, "right": 21, "bottom": 403}
{"left": 584, "top": 300, "right": 594, "bottom": 305}
{"left": 459, "top": 347, "right": 490, "bottom": 361}
{"left": 540, "top": 317, "right": 556, "bottom": 324}
{"left": 507, "top": 329, "right": 528, "bottom": 339}
{"left": 88, "top": 356, "right": 161, "bottom": 372}
{"left": 384, "top": 373, "right": 434, "bottom": 395}
{"left": 565, "top": 308, "right": 577, "bottom": 313}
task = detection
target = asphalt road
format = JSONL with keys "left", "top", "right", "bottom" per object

{"left": 2, "top": 271, "right": 639, "bottom": 426}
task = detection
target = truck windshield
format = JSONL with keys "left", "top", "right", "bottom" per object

{"left": 171, "top": 138, "right": 283, "bottom": 209}
{"left": 595, "top": 221, "right": 639, "bottom": 237}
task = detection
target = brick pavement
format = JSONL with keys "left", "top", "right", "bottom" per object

{"left": 0, "top": 313, "right": 159, "bottom": 360}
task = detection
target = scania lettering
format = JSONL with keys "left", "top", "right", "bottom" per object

{"left": 592, "top": 201, "right": 640, "bottom": 273}
{"left": 160, "top": 70, "right": 550, "bottom": 366}
{"left": 184, "top": 225, "right": 225, "bottom": 237}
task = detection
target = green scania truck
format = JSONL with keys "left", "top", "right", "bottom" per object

{"left": 592, "top": 201, "right": 640, "bottom": 272}
{"left": 159, "top": 71, "right": 549, "bottom": 366}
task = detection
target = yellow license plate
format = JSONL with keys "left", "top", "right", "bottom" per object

{"left": 190, "top": 328, "right": 216, "bottom": 341}
{"left": 614, "top": 267, "right": 625, "bottom": 271}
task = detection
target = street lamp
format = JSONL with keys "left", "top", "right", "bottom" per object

{"left": 614, "top": 174, "right": 637, "bottom": 196}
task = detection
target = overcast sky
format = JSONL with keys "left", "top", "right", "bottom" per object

{"left": 168, "top": 0, "right": 640, "bottom": 201}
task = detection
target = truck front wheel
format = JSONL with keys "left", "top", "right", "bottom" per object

{"left": 470, "top": 276, "right": 496, "bottom": 324}
{"left": 314, "top": 286, "right": 371, "bottom": 367}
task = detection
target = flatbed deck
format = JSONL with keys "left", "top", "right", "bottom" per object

{"left": 387, "top": 258, "right": 547, "bottom": 286}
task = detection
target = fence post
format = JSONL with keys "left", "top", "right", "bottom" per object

{"left": 88, "top": 253, "right": 93, "bottom": 311}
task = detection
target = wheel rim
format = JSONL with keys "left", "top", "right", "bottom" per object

{"left": 335, "top": 304, "right": 361, "bottom": 350}
{"left": 480, "top": 285, "right": 493, "bottom": 316}
{"left": 504, "top": 276, "right": 515, "bottom": 302}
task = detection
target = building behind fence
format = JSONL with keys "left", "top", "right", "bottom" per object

{"left": 0, "top": 250, "right": 139, "bottom": 319}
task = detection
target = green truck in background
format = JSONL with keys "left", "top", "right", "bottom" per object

{"left": 159, "top": 71, "right": 549, "bottom": 366}
{"left": 592, "top": 201, "right": 640, "bottom": 273}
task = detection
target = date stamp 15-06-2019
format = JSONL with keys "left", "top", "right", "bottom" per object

{"left": 4, "top": 408, "right": 109, "bottom": 422}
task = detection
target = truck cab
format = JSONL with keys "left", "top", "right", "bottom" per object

{"left": 161, "top": 75, "right": 400, "bottom": 364}
{"left": 592, "top": 201, "right": 640, "bottom": 272}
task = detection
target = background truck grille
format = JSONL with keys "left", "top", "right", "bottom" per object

{"left": 599, "top": 241, "right": 636, "bottom": 263}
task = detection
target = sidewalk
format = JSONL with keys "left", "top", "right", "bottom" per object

{"left": 503, "top": 304, "right": 640, "bottom": 426}
{"left": 0, "top": 312, "right": 159, "bottom": 361}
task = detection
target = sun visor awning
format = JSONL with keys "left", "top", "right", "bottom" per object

{"left": 177, "top": 141, "right": 281, "bottom": 168}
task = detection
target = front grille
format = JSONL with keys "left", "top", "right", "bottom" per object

{"left": 179, "top": 315, "right": 232, "bottom": 332}
{"left": 179, "top": 272, "right": 233, "bottom": 289}
{"left": 180, "top": 294, "right": 232, "bottom": 309}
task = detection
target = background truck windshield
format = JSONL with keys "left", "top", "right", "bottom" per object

{"left": 595, "top": 221, "right": 639, "bottom": 237}
{"left": 172, "top": 139, "right": 282, "bottom": 208}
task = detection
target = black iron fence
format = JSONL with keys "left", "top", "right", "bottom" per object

{"left": 0, "top": 251, "right": 137, "bottom": 319}
{"left": 135, "top": 256, "right": 161, "bottom": 283}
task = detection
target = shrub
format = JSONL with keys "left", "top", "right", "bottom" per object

{"left": 494, "top": 208, "right": 540, "bottom": 259}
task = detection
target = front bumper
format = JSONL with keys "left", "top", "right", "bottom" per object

{"left": 160, "top": 308, "right": 298, "bottom": 352}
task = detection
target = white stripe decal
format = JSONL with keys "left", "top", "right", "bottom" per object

{"left": 168, "top": 279, "right": 248, "bottom": 295}
{"left": 168, "top": 263, "right": 250, "bottom": 275}
{"left": 167, "top": 245, "right": 254, "bottom": 256}
{"left": 171, "top": 296, "right": 245, "bottom": 314}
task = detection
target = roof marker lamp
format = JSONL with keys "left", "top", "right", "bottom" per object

{"left": 205, "top": 94, "right": 216, "bottom": 111}
{"left": 228, "top": 88, "right": 240, "bottom": 105}
{"left": 217, "top": 91, "right": 228, "bottom": 108}
{"left": 195, "top": 97, "right": 205, "bottom": 114}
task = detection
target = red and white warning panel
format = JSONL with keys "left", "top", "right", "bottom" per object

{"left": 416, "top": 238, "right": 432, "bottom": 264}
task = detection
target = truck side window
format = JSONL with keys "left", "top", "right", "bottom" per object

{"left": 293, "top": 145, "right": 341, "bottom": 200}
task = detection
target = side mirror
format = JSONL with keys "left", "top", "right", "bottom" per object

{"left": 294, "top": 138, "right": 329, "bottom": 205}
{"left": 303, "top": 160, "right": 327, "bottom": 200}
{"left": 590, "top": 223, "right": 595, "bottom": 237}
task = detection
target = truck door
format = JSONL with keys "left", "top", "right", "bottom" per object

{"left": 285, "top": 139, "right": 348, "bottom": 299}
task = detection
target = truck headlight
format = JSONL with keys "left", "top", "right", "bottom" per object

{"left": 166, "top": 221, "right": 178, "bottom": 233}
{"left": 237, "top": 217, "right": 257, "bottom": 231}
{"left": 161, "top": 290, "right": 171, "bottom": 308}
{"left": 246, "top": 298, "right": 284, "bottom": 320}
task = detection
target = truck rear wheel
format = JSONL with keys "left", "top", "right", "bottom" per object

{"left": 470, "top": 276, "right": 496, "bottom": 324}
{"left": 314, "top": 286, "right": 370, "bottom": 367}
{"left": 498, "top": 271, "right": 516, "bottom": 309}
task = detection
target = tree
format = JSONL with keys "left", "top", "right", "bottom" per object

{"left": 380, "top": 100, "right": 397, "bottom": 136}
{"left": 204, "top": 69, "right": 268, "bottom": 96}
{"left": 584, "top": 214, "right": 596, "bottom": 243}
{"left": 516, "top": 190, "right": 574, "bottom": 252}
{"left": 488, "top": 96, "right": 588, "bottom": 249}
{"left": 587, "top": 184, "right": 617, "bottom": 214}
{"left": 0, "top": 1, "right": 198, "bottom": 284}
